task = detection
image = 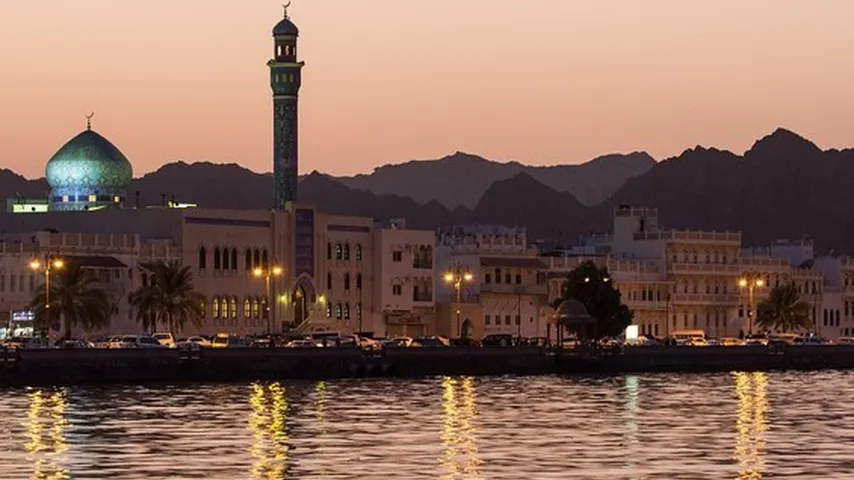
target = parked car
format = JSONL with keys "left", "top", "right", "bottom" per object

{"left": 112, "top": 335, "right": 166, "bottom": 349}
{"left": 60, "top": 339, "right": 93, "bottom": 349}
{"left": 482, "top": 334, "right": 513, "bottom": 347}
{"left": 211, "top": 333, "right": 230, "bottom": 348}
{"left": 414, "top": 336, "right": 450, "bottom": 347}
{"left": 176, "top": 336, "right": 211, "bottom": 348}
{"left": 380, "top": 337, "right": 415, "bottom": 348}
{"left": 153, "top": 332, "right": 176, "bottom": 348}
{"left": 285, "top": 339, "right": 317, "bottom": 348}
{"left": 721, "top": 337, "right": 745, "bottom": 346}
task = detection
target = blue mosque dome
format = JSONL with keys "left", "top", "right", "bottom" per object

{"left": 45, "top": 124, "right": 133, "bottom": 212}
{"left": 273, "top": 17, "right": 299, "bottom": 36}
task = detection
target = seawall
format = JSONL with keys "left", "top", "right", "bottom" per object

{"left": 2, "top": 346, "right": 854, "bottom": 386}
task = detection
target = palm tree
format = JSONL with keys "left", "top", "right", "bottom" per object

{"left": 30, "top": 264, "right": 112, "bottom": 340}
{"left": 130, "top": 261, "right": 205, "bottom": 337}
{"left": 756, "top": 283, "right": 813, "bottom": 333}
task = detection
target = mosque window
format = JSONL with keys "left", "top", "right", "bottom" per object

{"left": 326, "top": 304, "right": 332, "bottom": 318}
{"left": 327, "top": 242, "right": 332, "bottom": 260}
{"left": 289, "top": 74, "right": 295, "bottom": 82}
{"left": 262, "top": 250, "right": 269, "bottom": 268}
{"left": 336, "top": 303, "right": 342, "bottom": 319}
{"left": 252, "top": 298, "right": 260, "bottom": 319}
{"left": 231, "top": 249, "right": 238, "bottom": 271}
{"left": 254, "top": 249, "right": 261, "bottom": 268}
{"left": 244, "top": 298, "right": 251, "bottom": 318}
{"left": 220, "top": 298, "right": 228, "bottom": 318}
{"left": 356, "top": 303, "right": 362, "bottom": 320}
{"left": 344, "top": 273, "right": 351, "bottom": 290}
{"left": 356, "top": 273, "right": 362, "bottom": 289}
{"left": 246, "top": 249, "right": 252, "bottom": 270}
{"left": 214, "top": 248, "right": 221, "bottom": 270}
{"left": 327, "top": 273, "right": 332, "bottom": 290}
{"left": 277, "top": 45, "right": 283, "bottom": 57}
{"left": 199, "top": 247, "right": 206, "bottom": 269}
{"left": 344, "top": 244, "right": 350, "bottom": 261}
{"left": 355, "top": 244, "right": 362, "bottom": 261}
{"left": 88, "top": 194, "right": 97, "bottom": 202}
{"left": 222, "top": 248, "right": 230, "bottom": 270}
{"left": 336, "top": 243, "right": 343, "bottom": 260}
{"left": 230, "top": 297, "right": 238, "bottom": 318}
{"left": 212, "top": 297, "right": 220, "bottom": 318}
{"left": 344, "top": 303, "right": 350, "bottom": 320}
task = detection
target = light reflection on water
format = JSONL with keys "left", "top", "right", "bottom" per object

{"left": 1, "top": 372, "right": 854, "bottom": 478}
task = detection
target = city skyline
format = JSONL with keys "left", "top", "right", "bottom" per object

{"left": 1, "top": 1, "right": 853, "bottom": 179}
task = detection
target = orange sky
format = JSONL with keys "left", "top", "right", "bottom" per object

{"left": 1, "top": 1, "right": 853, "bottom": 179}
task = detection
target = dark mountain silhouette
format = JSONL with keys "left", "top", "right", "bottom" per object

{"left": 336, "top": 151, "right": 656, "bottom": 208}
{"left": 2, "top": 128, "right": 854, "bottom": 253}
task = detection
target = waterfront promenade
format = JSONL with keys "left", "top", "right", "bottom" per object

{"left": 3, "top": 345, "right": 854, "bottom": 386}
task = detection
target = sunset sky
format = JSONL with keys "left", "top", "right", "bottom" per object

{"left": 1, "top": 1, "right": 853, "bottom": 179}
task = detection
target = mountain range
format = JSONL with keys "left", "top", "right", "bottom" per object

{"left": 3, "top": 128, "right": 854, "bottom": 253}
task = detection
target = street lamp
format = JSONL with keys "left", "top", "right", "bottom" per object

{"left": 444, "top": 265, "right": 473, "bottom": 338}
{"left": 30, "top": 255, "right": 64, "bottom": 340}
{"left": 738, "top": 275, "right": 765, "bottom": 336}
{"left": 253, "top": 265, "right": 284, "bottom": 334}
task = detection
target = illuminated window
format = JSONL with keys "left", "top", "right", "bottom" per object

{"left": 113, "top": 196, "right": 120, "bottom": 203}
{"left": 62, "top": 195, "right": 69, "bottom": 203}
{"left": 344, "top": 303, "right": 350, "bottom": 320}
{"left": 212, "top": 297, "right": 220, "bottom": 318}
{"left": 88, "top": 194, "right": 97, "bottom": 202}
{"left": 336, "top": 303, "right": 342, "bottom": 319}
{"left": 344, "top": 244, "right": 350, "bottom": 260}
{"left": 220, "top": 298, "right": 228, "bottom": 319}
{"left": 244, "top": 298, "right": 251, "bottom": 318}
{"left": 336, "top": 243, "right": 342, "bottom": 260}
{"left": 230, "top": 297, "right": 237, "bottom": 318}
{"left": 356, "top": 303, "right": 362, "bottom": 319}
{"left": 277, "top": 45, "right": 282, "bottom": 56}
{"left": 326, "top": 304, "right": 332, "bottom": 317}
{"left": 252, "top": 298, "right": 260, "bottom": 319}
{"left": 355, "top": 244, "right": 362, "bottom": 261}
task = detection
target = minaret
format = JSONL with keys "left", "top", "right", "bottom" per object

{"left": 268, "top": 3, "right": 305, "bottom": 208}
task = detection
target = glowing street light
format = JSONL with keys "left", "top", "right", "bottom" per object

{"left": 253, "top": 265, "right": 284, "bottom": 334}
{"left": 30, "top": 254, "right": 65, "bottom": 339}
{"left": 738, "top": 274, "right": 766, "bottom": 335}
{"left": 445, "top": 264, "right": 474, "bottom": 338}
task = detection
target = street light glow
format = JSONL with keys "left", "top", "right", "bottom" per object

{"left": 755, "top": 279, "right": 765, "bottom": 287}
{"left": 463, "top": 273, "right": 473, "bottom": 282}
{"left": 738, "top": 278, "right": 748, "bottom": 288}
{"left": 29, "top": 260, "right": 41, "bottom": 270}
{"left": 53, "top": 259, "right": 64, "bottom": 269}
{"left": 444, "top": 272, "right": 454, "bottom": 283}
{"left": 253, "top": 267, "right": 264, "bottom": 277}
{"left": 584, "top": 277, "right": 590, "bottom": 283}
{"left": 272, "top": 266, "right": 283, "bottom": 276}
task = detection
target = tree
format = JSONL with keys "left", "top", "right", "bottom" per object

{"left": 130, "top": 261, "right": 205, "bottom": 337}
{"left": 556, "top": 261, "right": 633, "bottom": 339}
{"left": 30, "top": 264, "right": 112, "bottom": 340}
{"left": 756, "top": 283, "right": 813, "bottom": 333}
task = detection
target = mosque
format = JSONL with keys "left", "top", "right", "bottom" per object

{"left": 0, "top": 9, "right": 437, "bottom": 339}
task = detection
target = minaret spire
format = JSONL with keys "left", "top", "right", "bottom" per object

{"left": 85, "top": 112, "right": 95, "bottom": 131}
{"left": 282, "top": 2, "right": 291, "bottom": 19}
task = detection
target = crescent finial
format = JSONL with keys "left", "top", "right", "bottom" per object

{"left": 85, "top": 112, "right": 95, "bottom": 131}
{"left": 283, "top": 2, "right": 291, "bottom": 18}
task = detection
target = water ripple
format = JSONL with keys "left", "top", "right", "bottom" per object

{"left": 0, "top": 372, "right": 853, "bottom": 478}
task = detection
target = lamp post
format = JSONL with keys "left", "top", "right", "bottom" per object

{"left": 254, "top": 265, "right": 283, "bottom": 335}
{"left": 29, "top": 255, "right": 64, "bottom": 340}
{"left": 738, "top": 275, "right": 765, "bottom": 336}
{"left": 444, "top": 265, "right": 473, "bottom": 338}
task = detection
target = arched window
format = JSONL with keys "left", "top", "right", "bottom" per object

{"left": 262, "top": 297, "right": 269, "bottom": 319}
{"left": 199, "top": 247, "right": 207, "bottom": 269}
{"left": 262, "top": 250, "right": 269, "bottom": 268}
{"left": 244, "top": 298, "right": 251, "bottom": 318}
{"left": 344, "top": 303, "right": 350, "bottom": 319}
{"left": 344, "top": 244, "right": 350, "bottom": 261}
{"left": 230, "top": 297, "right": 237, "bottom": 318}
{"left": 327, "top": 242, "right": 332, "bottom": 260}
{"left": 231, "top": 249, "right": 238, "bottom": 271}
{"left": 344, "top": 273, "right": 351, "bottom": 290}
{"left": 356, "top": 303, "right": 362, "bottom": 320}
{"left": 141, "top": 273, "right": 148, "bottom": 287}
{"left": 356, "top": 273, "right": 362, "bottom": 289}
{"left": 336, "top": 303, "right": 342, "bottom": 319}
{"left": 222, "top": 248, "right": 230, "bottom": 270}
{"left": 824, "top": 309, "right": 829, "bottom": 326}
{"left": 220, "top": 298, "right": 228, "bottom": 319}
{"left": 246, "top": 249, "right": 252, "bottom": 270}
{"left": 252, "top": 297, "right": 260, "bottom": 319}
{"left": 336, "top": 243, "right": 342, "bottom": 260}
{"left": 212, "top": 297, "right": 220, "bottom": 318}
{"left": 327, "top": 273, "right": 333, "bottom": 290}
{"left": 836, "top": 309, "right": 841, "bottom": 326}
{"left": 254, "top": 249, "right": 261, "bottom": 268}
{"left": 214, "top": 247, "right": 221, "bottom": 270}
{"left": 355, "top": 244, "right": 362, "bottom": 261}
{"left": 326, "top": 304, "right": 332, "bottom": 317}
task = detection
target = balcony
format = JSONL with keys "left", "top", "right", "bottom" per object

{"left": 635, "top": 229, "right": 741, "bottom": 245}
{"left": 667, "top": 263, "right": 740, "bottom": 275}
{"left": 623, "top": 299, "right": 670, "bottom": 311}
{"left": 481, "top": 283, "right": 548, "bottom": 296}
{"left": 672, "top": 293, "right": 740, "bottom": 305}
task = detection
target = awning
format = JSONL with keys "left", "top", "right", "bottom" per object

{"left": 480, "top": 257, "right": 548, "bottom": 269}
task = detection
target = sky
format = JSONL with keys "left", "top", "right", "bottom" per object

{"left": 1, "top": 1, "right": 853, "bottom": 179}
